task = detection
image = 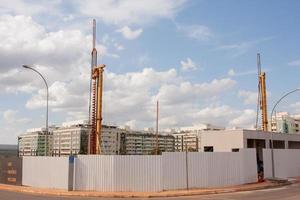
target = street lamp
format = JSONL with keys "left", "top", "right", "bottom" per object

{"left": 270, "top": 88, "right": 300, "bottom": 178}
{"left": 22, "top": 65, "right": 49, "bottom": 155}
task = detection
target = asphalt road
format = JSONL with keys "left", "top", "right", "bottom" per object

{"left": 1, "top": 183, "right": 300, "bottom": 200}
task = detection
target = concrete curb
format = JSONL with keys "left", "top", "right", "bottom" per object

{"left": 0, "top": 181, "right": 293, "bottom": 198}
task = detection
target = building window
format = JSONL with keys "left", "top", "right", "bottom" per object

{"left": 204, "top": 146, "right": 214, "bottom": 152}
{"left": 232, "top": 148, "right": 239, "bottom": 152}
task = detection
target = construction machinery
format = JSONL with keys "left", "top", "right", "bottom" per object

{"left": 89, "top": 19, "right": 106, "bottom": 154}
{"left": 256, "top": 53, "right": 268, "bottom": 131}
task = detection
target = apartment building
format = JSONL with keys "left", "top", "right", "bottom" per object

{"left": 18, "top": 121, "right": 175, "bottom": 156}
{"left": 270, "top": 112, "right": 300, "bottom": 134}
{"left": 173, "top": 124, "right": 225, "bottom": 152}
{"left": 18, "top": 128, "right": 54, "bottom": 156}
{"left": 101, "top": 125, "right": 126, "bottom": 155}
{"left": 52, "top": 121, "right": 89, "bottom": 156}
{"left": 121, "top": 131, "right": 175, "bottom": 155}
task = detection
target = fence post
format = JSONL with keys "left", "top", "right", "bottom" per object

{"left": 68, "top": 156, "right": 75, "bottom": 191}
{"left": 185, "top": 143, "right": 189, "bottom": 190}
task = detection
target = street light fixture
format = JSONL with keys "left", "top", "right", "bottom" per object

{"left": 22, "top": 65, "right": 49, "bottom": 155}
{"left": 270, "top": 88, "right": 300, "bottom": 178}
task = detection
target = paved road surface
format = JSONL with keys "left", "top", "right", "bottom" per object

{"left": 1, "top": 183, "right": 300, "bottom": 200}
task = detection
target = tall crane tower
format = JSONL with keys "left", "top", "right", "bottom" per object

{"left": 89, "top": 19, "right": 106, "bottom": 154}
{"left": 256, "top": 53, "right": 268, "bottom": 131}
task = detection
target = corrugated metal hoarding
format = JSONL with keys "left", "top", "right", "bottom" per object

{"left": 74, "top": 149, "right": 257, "bottom": 192}
{"left": 74, "top": 155, "right": 162, "bottom": 192}
{"left": 162, "top": 149, "right": 257, "bottom": 190}
{"left": 263, "top": 149, "right": 300, "bottom": 179}
{"left": 22, "top": 156, "right": 73, "bottom": 190}
{"left": 18, "top": 149, "right": 258, "bottom": 192}
{"left": 0, "top": 156, "right": 22, "bottom": 185}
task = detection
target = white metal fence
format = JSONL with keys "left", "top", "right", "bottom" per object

{"left": 263, "top": 149, "right": 300, "bottom": 179}
{"left": 74, "top": 155, "right": 162, "bottom": 192}
{"left": 21, "top": 150, "right": 258, "bottom": 192}
{"left": 74, "top": 149, "right": 257, "bottom": 192}
{"left": 163, "top": 149, "right": 257, "bottom": 190}
{"left": 22, "top": 156, "right": 72, "bottom": 190}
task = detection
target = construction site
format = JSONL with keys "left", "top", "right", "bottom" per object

{"left": 1, "top": 19, "right": 300, "bottom": 195}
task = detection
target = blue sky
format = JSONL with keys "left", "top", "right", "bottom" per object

{"left": 0, "top": 0, "right": 300, "bottom": 144}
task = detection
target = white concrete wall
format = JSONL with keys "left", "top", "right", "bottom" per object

{"left": 200, "top": 130, "right": 245, "bottom": 152}
{"left": 263, "top": 149, "right": 300, "bottom": 179}
{"left": 22, "top": 156, "right": 70, "bottom": 190}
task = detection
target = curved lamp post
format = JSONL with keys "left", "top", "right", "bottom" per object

{"left": 22, "top": 65, "right": 49, "bottom": 155}
{"left": 270, "top": 88, "right": 300, "bottom": 178}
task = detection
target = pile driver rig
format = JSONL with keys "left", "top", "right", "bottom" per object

{"left": 89, "top": 19, "right": 105, "bottom": 154}
{"left": 256, "top": 53, "right": 268, "bottom": 131}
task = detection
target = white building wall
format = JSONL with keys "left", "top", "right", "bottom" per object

{"left": 263, "top": 149, "right": 300, "bottom": 179}
{"left": 200, "top": 130, "right": 245, "bottom": 152}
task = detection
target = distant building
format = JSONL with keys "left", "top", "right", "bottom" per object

{"left": 100, "top": 125, "right": 174, "bottom": 155}
{"left": 0, "top": 145, "right": 18, "bottom": 156}
{"left": 18, "top": 127, "right": 56, "bottom": 157}
{"left": 18, "top": 120, "right": 175, "bottom": 156}
{"left": 270, "top": 112, "right": 300, "bottom": 134}
{"left": 173, "top": 123, "right": 225, "bottom": 152}
{"left": 52, "top": 121, "right": 89, "bottom": 156}
{"left": 121, "top": 130, "right": 175, "bottom": 155}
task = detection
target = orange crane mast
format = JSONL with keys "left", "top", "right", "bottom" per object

{"left": 89, "top": 19, "right": 106, "bottom": 154}
{"left": 256, "top": 53, "right": 268, "bottom": 131}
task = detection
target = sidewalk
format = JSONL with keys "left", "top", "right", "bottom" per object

{"left": 0, "top": 180, "right": 293, "bottom": 198}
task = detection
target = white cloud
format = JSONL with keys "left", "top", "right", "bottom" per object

{"left": 227, "top": 68, "right": 258, "bottom": 77}
{"left": 114, "top": 43, "right": 124, "bottom": 51}
{"left": 180, "top": 57, "right": 197, "bottom": 71}
{"left": 177, "top": 24, "right": 212, "bottom": 41}
{"left": 0, "top": 0, "right": 57, "bottom": 16}
{"left": 23, "top": 66, "right": 240, "bottom": 129}
{"left": 116, "top": 26, "right": 143, "bottom": 40}
{"left": 238, "top": 90, "right": 271, "bottom": 106}
{"left": 3, "top": 109, "right": 31, "bottom": 124}
{"left": 189, "top": 105, "right": 256, "bottom": 128}
{"left": 238, "top": 90, "right": 258, "bottom": 105}
{"left": 156, "top": 78, "right": 236, "bottom": 105}
{"left": 288, "top": 59, "right": 300, "bottom": 67}
{"left": 76, "top": 0, "right": 186, "bottom": 25}
{"left": 228, "top": 69, "right": 236, "bottom": 76}
{"left": 290, "top": 102, "right": 300, "bottom": 113}
{"left": 229, "top": 109, "right": 256, "bottom": 128}
{"left": 216, "top": 37, "right": 274, "bottom": 57}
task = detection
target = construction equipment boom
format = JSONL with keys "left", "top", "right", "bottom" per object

{"left": 256, "top": 53, "right": 268, "bottom": 131}
{"left": 89, "top": 19, "right": 106, "bottom": 154}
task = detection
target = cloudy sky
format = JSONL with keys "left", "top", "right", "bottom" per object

{"left": 0, "top": 0, "right": 300, "bottom": 144}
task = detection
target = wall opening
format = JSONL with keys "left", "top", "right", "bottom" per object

{"left": 269, "top": 140, "right": 285, "bottom": 149}
{"left": 204, "top": 146, "right": 214, "bottom": 152}
{"left": 288, "top": 141, "right": 300, "bottom": 149}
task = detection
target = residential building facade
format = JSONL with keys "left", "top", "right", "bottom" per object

{"left": 18, "top": 128, "right": 54, "bottom": 156}
{"left": 173, "top": 123, "right": 225, "bottom": 152}
{"left": 121, "top": 131, "right": 175, "bottom": 155}
{"left": 18, "top": 121, "right": 175, "bottom": 156}
{"left": 270, "top": 112, "right": 300, "bottom": 134}
{"left": 52, "top": 121, "right": 89, "bottom": 156}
